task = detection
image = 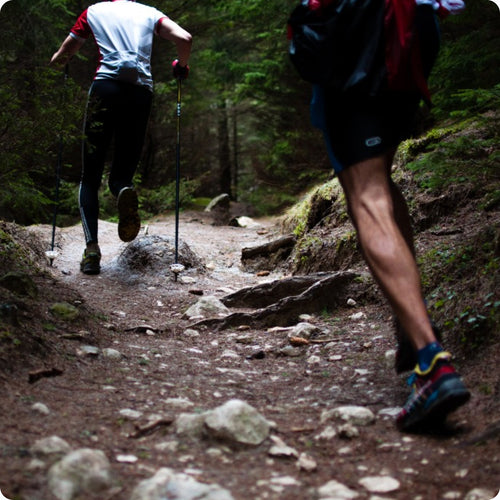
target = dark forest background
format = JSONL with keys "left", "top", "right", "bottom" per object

{"left": 0, "top": 0, "right": 499, "bottom": 225}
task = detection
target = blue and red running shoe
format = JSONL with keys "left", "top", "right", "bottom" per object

{"left": 396, "top": 351, "right": 470, "bottom": 432}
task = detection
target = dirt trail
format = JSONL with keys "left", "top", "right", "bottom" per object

{"left": 1, "top": 214, "right": 499, "bottom": 500}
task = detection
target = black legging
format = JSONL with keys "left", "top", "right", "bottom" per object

{"left": 79, "top": 79, "right": 152, "bottom": 244}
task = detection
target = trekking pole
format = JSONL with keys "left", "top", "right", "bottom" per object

{"left": 170, "top": 76, "right": 185, "bottom": 281}
{"left": 46, "top": 63, "right": 69, "bottom": 266}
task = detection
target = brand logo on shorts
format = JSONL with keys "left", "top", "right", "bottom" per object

{"left": 365, "top": 136, "right": 382, "bottom": 147}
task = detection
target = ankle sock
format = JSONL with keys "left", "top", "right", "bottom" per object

{"left": 417, "top": 341, "right": 443, "bottom": 372}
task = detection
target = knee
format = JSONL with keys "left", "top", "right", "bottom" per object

{"left": 350, "top": 191, "right": 394, "bottom": 226}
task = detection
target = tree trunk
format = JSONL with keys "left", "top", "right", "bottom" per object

{"left": 218, "top": 99, "right": 232, "bottom": 198}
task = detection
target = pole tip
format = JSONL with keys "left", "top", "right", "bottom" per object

{"left": 45, "top": 250, "right": 59, "bottom": 266}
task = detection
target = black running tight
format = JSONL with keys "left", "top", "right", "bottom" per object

{"left": 79, "top": 79, "right": 152, "bottom": 244}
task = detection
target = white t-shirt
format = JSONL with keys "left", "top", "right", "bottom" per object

{"left": 70, "top": 0, "right": 167, "bottom": 91}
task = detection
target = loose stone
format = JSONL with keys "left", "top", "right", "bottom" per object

{"left": 358, "top": 476, "right": 400, "bottom": 494}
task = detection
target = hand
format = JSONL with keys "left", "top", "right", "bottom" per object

{"left": 172, "top": 59, "right": 189, "bottom": 80}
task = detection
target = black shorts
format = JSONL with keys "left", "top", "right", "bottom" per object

{"left": 323, "top": 89, "right": 421, "bottom": 170}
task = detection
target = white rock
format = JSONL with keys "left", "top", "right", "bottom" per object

{"left": 183, "top": 328, "right": 200, "bottom": 338}
{"left": 318, "top": 479, "right": 359, "bottom": 499}
{"left": 270, "top": 476, "right": 301, "bottom": 486}
{"left": 119, "top": 409, "right": 143, "bottom": 420}
{"left": 204, "top": 399, "right": 270, "bottom": 446}
{"left": 234, "top": 216, "right": 260, "bottom": 228}
{"left": 268, "top": 436, "right": 299, "bottom": 458}
{"left": 299, "top": 314, "right": 314, "bottom": 321}
{"left": 32, "top": 402, "right": 50, "bottom": 415}
{"left": 321, "top": 406, "right": 375, "bottom": 426}
{"left": 354, "top": 368, "right": 370, "bottom": 376}
{"left": 154, "top": 440, "right": 179, "bottom": 453}
{"left": 31, "top": 436, "right": 71, "bottom": 458}
{"left": 455, "top": 468, "right": 469, "bottom": 478}
{"left": 443, "top": 492, "right": 462, "bottom": 499}
{"left": 48, "top": 448, "right": 112, "bottom": 500}
{"left": 297, "top": 452, "right": 317, "bottom": 472}
{"left": 27, "top": 458, "right": 46, "bottom": 470}
{"left": 338, "top": 423, "right": 359, "bottom": 439}
{"left": 130, "top": 467, "right": 234, "bottom": 500}
{"left": 288, "top": 322, "right": 321, "bottom": 340}
{"left": 279, "top": 346, "right": 303, "bottom": 357}
{"left": 349, "top": 312, "right": 366, "bottom": 321}
{"left": 116, "top": 454, "right": 138, "bottom": 464}
{"left": 307, "top": 355, "right": 322, "bottom": 365}
{"left": 338, "top": 446, "right": 353, "bottom": 455}
{"left": 165, "top": 397, "right": 194, "bottom": 410}
{"left": 77, "top": 345, "right": 100, "bottom": 357}
{"left": 384, "top": 349, "right": 397, "bottom": 369}
{"left": 358, "top": 476, "right": 400, "bottom": 493}
{"left": 179, "top": 276, "right": 196, "bottom": 284}
{"left": 329, "top": 355, "right": 343, "bottom": 362}
{"left": 315, "top": 426, "right": 337, "bottom": 441}
{"left": 183, "top": 296, "right": 229, "bottom": 319}
{"left": 464, "top": 488, "right": 497, "bottom": 500}
{"left": 402, "top": 468, "right": 417, "bottom": 475}
{"left": 174, "top": 412, "right": 208, "bottom": 438}
{"left": 377, "top": 407, "right": 401, "bottom": 419}
{"left": 220, "top": 349, "right": 240, "bottom": 359}
{"left": 102, "top": 348, "right": 123, "bottom": 360}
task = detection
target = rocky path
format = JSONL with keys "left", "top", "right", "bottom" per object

{"left": 1, "top": 214, "right": 499, "bottom": 500}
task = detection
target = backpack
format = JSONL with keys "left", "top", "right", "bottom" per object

{"left": 287, "top": 0, "right": 386, "bottom": 93}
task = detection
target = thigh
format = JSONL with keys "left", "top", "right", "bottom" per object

{"left": 110, "top": 84, "right": 152, "bottom": 182}
{"left": 84, "top": 80, "right": 121, "bottom": 141}
{"left": 82, "top": 80, "right": 122, "bottom": 185}
{"left": 338, "top": 154, "right": 392, "bottom": 208}
{"left": 115, "top": 84, "right": 152, "bottom": 161}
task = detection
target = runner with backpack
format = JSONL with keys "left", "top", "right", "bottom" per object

{"left": 288, "top": 0, "right": 469, "bottom": 432}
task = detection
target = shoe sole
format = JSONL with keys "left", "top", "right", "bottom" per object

{"left": 80, "top": 254, "right": 101, "bottom": 275}
{"left": 117, "top": 188, "right": 140, "bottom": 242}
{"left": 81, "top": 265, "right": 100, "bottom": 275}
{"left": 397, "top": 377, "right": 470, "bottom": 432}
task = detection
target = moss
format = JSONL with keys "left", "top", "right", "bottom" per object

{"left": 400, "top": 110, "right": 499, "bottom": 196}
{"left": 281, "top": 178, "right": 343, "bottom": 238}
{"left": 49, "top": 302, "right": 79, "bottom": 322}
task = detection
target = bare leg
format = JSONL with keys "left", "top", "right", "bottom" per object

{"left": 338, "top": 153, "right": 435, "bottom": 350}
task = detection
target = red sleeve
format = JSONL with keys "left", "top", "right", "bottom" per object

{"left": 154, "top": 16, "right": 170, "bottom": 36}
{"left": 70, "top": 9, "right": 91, "bottom": 40}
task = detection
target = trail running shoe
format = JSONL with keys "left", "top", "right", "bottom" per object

{"left": 396, "top": 351, "right": 470, "bottom": 432}
{"left": 394, "top": 318, "right": 442, "bottom": 374}
{"left": 117, "top": 187, "right": 140, "bottom": 242}
{"left": 80, "top": 250, "right": 101, "bottom": 275}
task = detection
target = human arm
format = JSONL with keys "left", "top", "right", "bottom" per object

{"left": 157, "top": 17, "right": 192, "bottom": 68}
{"left": 50, "top": 34, "right": 85, "bottom": 67}
{"left": 415, "top": 0, "right": 465, "bottom": 17}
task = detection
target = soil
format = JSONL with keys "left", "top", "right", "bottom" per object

{"left": 0, "top": 210, "right": 499, "bottom": 500}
